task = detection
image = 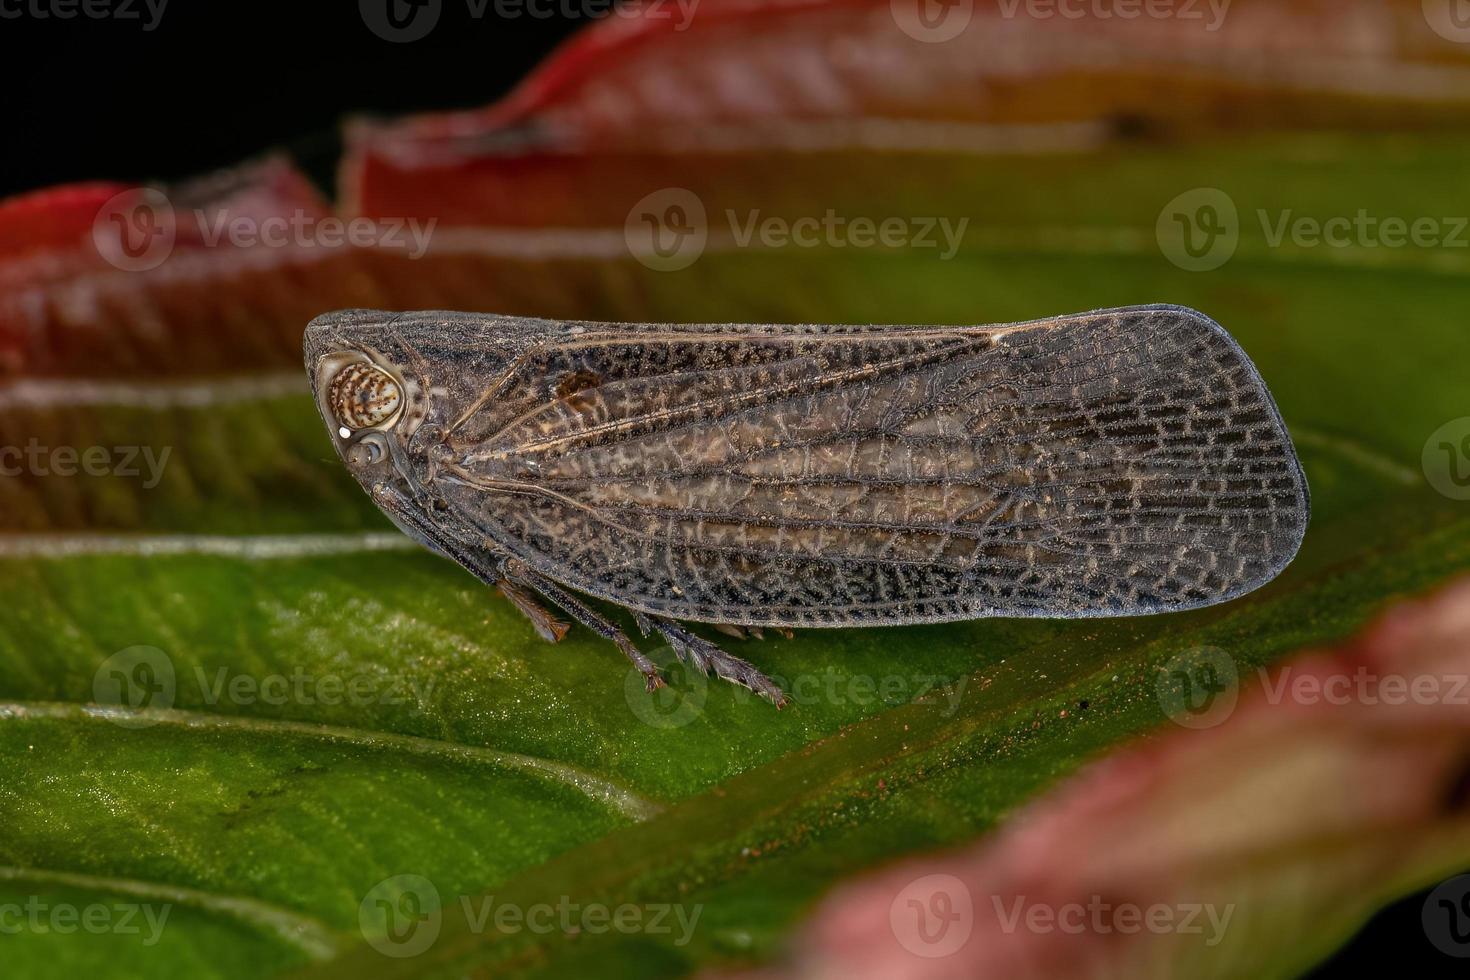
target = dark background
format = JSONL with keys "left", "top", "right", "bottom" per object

{"left": 0, "top": 2, "right": 1459, "bottom": 975}
{"left": 1, "top": 0, "right": 582, "bottom": 198}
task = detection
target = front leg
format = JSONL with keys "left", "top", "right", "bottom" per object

{"left": 372, "top": 482, "right": 575, "bottom": 649}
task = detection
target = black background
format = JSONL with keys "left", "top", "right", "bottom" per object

{"left": 2, "top": 0, "right": 582, "bottom": 197}
{"left": 0, "top": 2, "right": 1463, "bottom": 976}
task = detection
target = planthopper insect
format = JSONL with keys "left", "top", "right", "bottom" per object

{"left": 305, "top": 305, "right": 1308, "bottom": 706}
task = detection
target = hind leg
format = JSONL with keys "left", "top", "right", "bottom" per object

{"left": 643, "top": 616, "right": 788, "bottom": 707}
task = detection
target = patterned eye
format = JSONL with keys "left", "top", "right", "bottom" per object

{"left": 329, "top": 361, "right": 403, "bottom": 432}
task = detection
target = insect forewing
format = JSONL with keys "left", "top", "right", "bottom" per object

{"left": 350, "top": 305, "right": 1308, "bottom": 627}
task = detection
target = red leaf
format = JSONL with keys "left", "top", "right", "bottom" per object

{"left": 735, "top": 577, "right": 1470, "bottom": 979}
{"left": 346, "top": 0, "right": 1470, "bottom": 224}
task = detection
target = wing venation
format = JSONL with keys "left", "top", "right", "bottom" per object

{"left": 440, "top": 306, "right": 1309, "bottom": 626}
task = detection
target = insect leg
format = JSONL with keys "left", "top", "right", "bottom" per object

{"left": 369, "top": 483, "right": 569, "bottom": 645}
{"left": 495, "top": 578, "right": 571, "bottom": 644}
{"left": 500, "top": 561, "right": 665, "bottom": 692}
{"left": 649, "top": 618, "right": 788, "bottom": 708}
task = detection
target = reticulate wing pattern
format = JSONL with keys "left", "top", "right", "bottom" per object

{"left": 437, "top": 306, "right": 1308, "bottom": 627}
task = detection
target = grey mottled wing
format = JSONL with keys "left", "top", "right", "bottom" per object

{"left": 437, "top": 305, "right": 1308, "bottom": 627}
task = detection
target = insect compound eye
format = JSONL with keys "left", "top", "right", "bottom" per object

{"left": 329, "top": 360, "right": 404, "bottom": 433}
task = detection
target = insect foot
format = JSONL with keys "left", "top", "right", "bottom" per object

{"left": 651, "top": 619, "right": 789, "bottom": 708}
